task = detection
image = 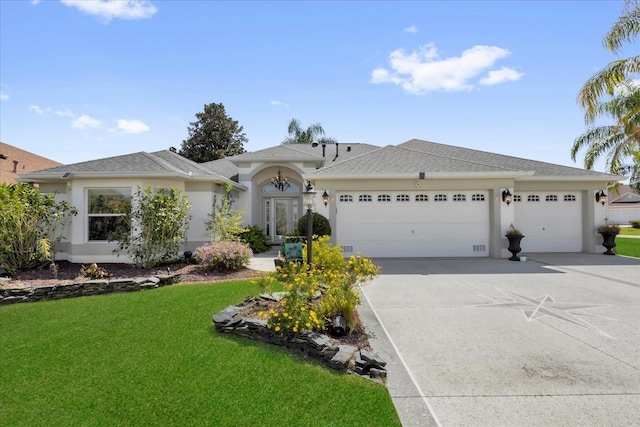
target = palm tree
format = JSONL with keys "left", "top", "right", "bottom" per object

{"left": 578, "top": 1, "right": 640, "bottom": 121}
{"left": 281, "top": 118, "right": 337, "bottom": 145}
{"left": 574, "top": 0, "right": 640, "bottom": 189}
{"left": 572, "top": 84, "right": 640, "bottom": 177}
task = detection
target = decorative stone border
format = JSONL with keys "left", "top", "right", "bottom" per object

{"left": 0, "top": 274, "right": 181, "bottom": 305}
{"left": 212, "top": 295, "right": 388, "bottom": 383}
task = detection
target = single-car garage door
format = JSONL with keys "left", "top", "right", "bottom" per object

{"left": 336, "top": 191, "right": 489, "bottom": 258}
{"left": 513, "top": 191, "right": 582, "bottom": 252}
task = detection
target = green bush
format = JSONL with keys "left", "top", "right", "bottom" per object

{"left": 194, "top": 241, "right": 253, "bottom": 271}
{"left": 111, "top": 186, "right": 191, "bottom": 268}
{"left": 297, "top": 212, "right": 331, "bottom": 237}
{"left": 0, "top": 183, "right": 77, "bottom": 273}
{"left": 265, "top": 237, "right": 380, "bottom": 335}
{"left": 239, "top": 225, "right": 271, "bottom": 253}
{"left": 629, "top": 219, "right": 640, "bottom": 229}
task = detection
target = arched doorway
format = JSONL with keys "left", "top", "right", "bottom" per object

{"left": 261, "top": 178, "right": 302, "bottom": 244}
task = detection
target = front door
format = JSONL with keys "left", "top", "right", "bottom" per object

{"left": 265, "top": 198, "right": 297, "bottom": 243}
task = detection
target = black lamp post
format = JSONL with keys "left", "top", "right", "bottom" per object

{"left": 302, "top": 181, "right": 316, "bottom": 266}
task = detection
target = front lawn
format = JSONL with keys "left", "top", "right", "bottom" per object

{"left": 615, "top": 236, "right": 640, "bottom": 258}
{"left": 0, "top": 281, "right": 400, "bottom": 426}
{"left": 619, "top": 227, "right": 640, "bottom": 236}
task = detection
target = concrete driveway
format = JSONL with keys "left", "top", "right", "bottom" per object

{"left": 358, "top": 254, "right": 640, "bottom": 426}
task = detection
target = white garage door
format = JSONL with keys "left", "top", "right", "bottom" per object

{"left": 514, "top": 192, "right": 582, "bottom": 252}
{"left": 336, "top": 191, "right": 489, "bottom": 258}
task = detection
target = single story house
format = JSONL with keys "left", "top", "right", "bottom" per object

{"left": 606, "top": 185, "right": 640, "bottom": 225}
{"left": 18, "top": 139, "right": 618, "bottom": 263}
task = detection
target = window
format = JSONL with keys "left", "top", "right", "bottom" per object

{"left": 378, "top": 194, "right": 391, "bottom": 202}
{"left": 453, "top": 194, "right": 466, "bottom": 202}
{"left": 339, "top": 194, "right": 353, "bottom": 202}
{"left": 88, "top": 188, "right": 131, "bottom": 241}
{"left": 546, "top": 195, "right": 558, "bottom": 202}
{"left": 359, "top": 194, "right": 372, "bottom": 202}
{"left": 564, "top": 194, "right": 576, "bottom": 202}
{"left": 513, "top": 195, "right": 522, "bottom": 202}
{"left": 415, "top": 194, "right": 429, "bottom": 202}
{"left": 527, "top": 195, "right": 540, "bottom": 202}
{"left": 472, "top": 194, "right": 485, "bottom": 201}
{"left": 434, "top": 194, "right": 447, "bottom": 202}
{"left": 396, "top": 194, "right": 410, "bottom": 202}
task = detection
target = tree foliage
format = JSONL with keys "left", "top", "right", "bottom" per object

{"left": 0, "top": 184, "right": 77, "bottom": 273}
{"left": 111, "top": 186, "right": 191, "bottom": 268}
{"left": 178, "top": 103, "right": 247, "bottom": 162}
{"left": 281, "top": 118, "right": 337, "bottom": 145}
{"left": 574, "top": 0, "right": 640, "bottom": 189}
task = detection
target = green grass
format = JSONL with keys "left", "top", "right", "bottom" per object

{"left": 619, "top": 227, "right": 640, "bottom": 236}
{"left": 0, "top": 281, "right": 400, "bottom": 427}
{"left": 615, "top": 235, "right": 640, "bottom": 258}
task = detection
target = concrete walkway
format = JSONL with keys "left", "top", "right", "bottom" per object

{"left": 359, "top": 254, "right": 640, "bottom": 426}
{"left": 249, "top": 251, "right": 640, "bottom": 426}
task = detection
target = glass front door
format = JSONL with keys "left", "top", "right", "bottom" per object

{"left": 265, "top": 198, "right": 297, "bottom": 243}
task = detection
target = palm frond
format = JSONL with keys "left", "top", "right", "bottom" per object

{"left": 604, "top": 2, "right": 640, "bottom": 53}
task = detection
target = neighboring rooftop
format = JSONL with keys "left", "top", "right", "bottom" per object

{"left": 0, "top": 142, "right": 63, "bottom": 184}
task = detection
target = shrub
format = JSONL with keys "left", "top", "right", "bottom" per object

{"left": 263, "top": 238, "right": 380, "bottom": 335}
{"left": 195, "top": 241, "right": 253, "bottom": 271}
{"left": 629, "top": 219, "right": 640, "bottom": 229}
{"left": 297, "top": 212, "right": 331, "bottom": 237}
{"left": 206, "top": 183, "right": 247, "bottom": 242}
{"left": 80, "top": 263, "right": 110, "bottom": 279}
{"left": 111, "top": 186, "right": 191, "bottom": 268}
{"left": 0, "top": 183, "right": 77, "bottom": 273}
{"left": 239, "top": 225, "right": 271, "bottom": 254}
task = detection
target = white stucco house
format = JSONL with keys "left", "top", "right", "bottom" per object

{"left": 606, "top": 185, "right": 640, "bottom": 225}
{"left": 17, "top": 139, "right": 618, "bottom": 263}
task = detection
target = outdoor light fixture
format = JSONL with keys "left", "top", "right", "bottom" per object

{"left": 302, "top": 181, "right": 316, "bottom": 265}
{"left": 595, "top": 190, "right": 607, "bottom": 206}
{"left": 322, "top": 190, "right": 329, "bottom": 206}
{"left": 0, "top": 154, "right": 7, "bottom": 160}
{"left": 502, "top": 189, "right": 513, "bottom": 206}
{"left": 271, "top": 168, "right": 290, "bottom": 192}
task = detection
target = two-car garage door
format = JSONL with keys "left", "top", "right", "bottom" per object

{"left": 336, "top": 191, "right": 490, "bottom": 257}
{"left": 335, "top": 190, "right": 583, "bottom": 258}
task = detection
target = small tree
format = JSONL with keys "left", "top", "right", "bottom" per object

{"left": 0, "top": 184, "right": 77, "bottom": 273}
{"left": 281, "top": 118, "right": 337, "bottom": 145}
{"left": 206, "top": 183, "right": 247, "bottom": 242}
{"left": 112, "top": 186, "right": 191, "bottom": 268}
{"left": 178, "top": 103, "right": 247, "bottom": 162}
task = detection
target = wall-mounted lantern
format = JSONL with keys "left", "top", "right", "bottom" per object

{"left": 595, "top": 190, "right": 607, "bottom": 206}
{"left": 502, "top": 189, "right": 513, "bottom": 206}
{"left": 322, "top": 190, "right": 329, "bottom": 206}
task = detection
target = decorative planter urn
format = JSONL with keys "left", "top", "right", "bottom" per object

{"left": 506, "top": 234, "right": 524, "bottom": 261}
{"left": 599, "top": 232, "right": 618, "bottom": 255}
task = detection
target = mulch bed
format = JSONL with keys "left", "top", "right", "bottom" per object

{"left": 3, "top": 261, "right": 265, "bottom": 288}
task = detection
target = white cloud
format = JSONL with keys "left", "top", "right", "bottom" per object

{"left": 270, "top": 100, "right": 290, "bottom": 108}
{"left": 54, "top": 109, "right": 75, "bottom": 117}
{"left": 0, "top": 92, "right": 9, "bottom": 101}
{"left": 371, "top": 43, "right": 521, "bottom": 94}
{"left": 480, "top": 67, "right": 524, "bottom": 85}
{"left": 28, "top": 105, "right": 50, "bottom": 114}
{"left": 404, "top": 26, "right": 418, "bottom": 34}
{"left": 117, "top": 119, "right": 149, "bottom": 133}
{"left": 30, "top": 0, "right": 41, "bottom": 4}
{"left": 72, "top": 114, "right": 101, "bottom": 130}
{"left": 60, "top": 0, "right": 157, "bottom": 22}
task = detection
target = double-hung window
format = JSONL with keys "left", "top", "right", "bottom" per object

{"left": 88, "top": 189, "right": 131, "bottom": 241}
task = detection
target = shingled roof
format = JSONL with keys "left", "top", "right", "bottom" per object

{"left": 17, "top": 150, "right": 241, "bottom": 187}
{"left": 309, "top": 139, "right": 618, "bottom": 180}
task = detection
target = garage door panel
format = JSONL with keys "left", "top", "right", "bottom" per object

{"left": 514, "top": 192, "right": 582, "bottom": 252}
{"left": 337, "top": 191, "right": 489, "bottom": 258}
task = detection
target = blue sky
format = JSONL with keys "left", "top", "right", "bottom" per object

{"left": 0, "top": 0, "right": 629, "bottom": 170}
